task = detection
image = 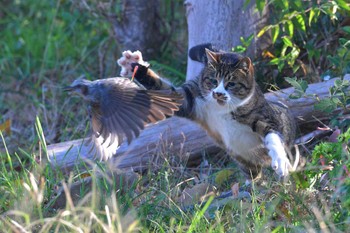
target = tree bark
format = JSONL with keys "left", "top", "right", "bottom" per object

{"left": 47, "top": 75, "right": 350, "bottom": 173}
{"left": 107, "top": 0, "right": 163, "bottom": 59}
{"left": 184, "top": 0, "right": 269, "bottom": 80}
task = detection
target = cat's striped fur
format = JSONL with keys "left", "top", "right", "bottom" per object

{"left": 123, "top": 45, "right": 296, "bottom": 180}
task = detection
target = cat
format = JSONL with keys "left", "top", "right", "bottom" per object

{"left": 117, "top": 45, "right": 296, "bottom": 181}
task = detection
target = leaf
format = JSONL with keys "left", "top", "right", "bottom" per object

{"left": 309, "top": 9, "right": 315, "bottom": 26}
{"left": 327, "top": 55, "right": 340, "bottom": 67}
{"left": 288, "top": 46, "right": 300, "bottom": 66}
{"left": 215, "top": 169, "right": 234, "bottom": 186}
{"left": 277, "top": 60, "right": 285, "bottom": 72}
{"left": 281, "top": 44, "right": 288, "bottom": 57}
{"left": 282, "top": 0, "right": 289, "bottom": 9}
{"left": 314, "top": 98, "right": 338, "bottom": 113}
{"left": 336, "top": 0, "right": 350, "bottom": 11}
{"left": 262, "top": 50, "right": 275, "bottom": 58}
{"left": 238, "top": 35, "right": 253, "bottom": 49}
{"left": 339, "top": 38, "right": 350, "bottom": 47}
{"left": 282, "top": 36, "right": 293, "bottom": 47}
{"left": 257, "top": 25, "right": 271, "bottom": 38}
{"left": 35, "top": 116, "right": 47, "bottom": 157}
{"left": 232, "top": 45, "right": 246, "bottom": 53}
{"left": 295, "top": 14, "right": 306, "bottom": 32}
{"left": 256, "top": 0, "right": 266, "bottom": 14}
{"left": 285, "top": 20, "right": 294, "bottom": 37}
{"left": 241, "top": 34, "right": 254, "bottom": 47}
{"left": 292, "top": 64, "right": 300, "bottom": 73}
{"left": 292, "top": 172, "right": 311, "bottom": 190}
{"left": 292, "top": 0, "right": 302, "bottom": 8}
{"left": 0, "top": 119, "right": 11, "bottom": 135}
{"left": 342, "top": 26, "right": 350, "bottom": 35}
{"left": 271, "top": 26, "right": 280, "bottom": 44}
{"left": 285, "top": 77, "right": 308, "bottom": 99}
{"left": 334, "top": 79, "right": 343, "bottom": 88}
{"left": 268, "top": 58, "right": 280, "bottom": 65}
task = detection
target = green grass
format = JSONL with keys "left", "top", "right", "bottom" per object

{"left": 0, "top": 0, "right": 350, "bottom": 232}
{"left": 0, "top": 0, "right": 186, "bottom": 152}
{"left": 1, "top": 121, "right": 350, "bottom": 232}
{"left": 0, "top": 0, "right": 114, "bottom": 153}
{"left": 1, "top": 128, "right": 349, "bottom": 232}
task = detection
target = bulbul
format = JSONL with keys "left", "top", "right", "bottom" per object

{"left": 64, "top": 77, "right": 182, "bottom": 161}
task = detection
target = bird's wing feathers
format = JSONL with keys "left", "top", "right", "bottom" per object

{"left": 88, "top": 78, "right": 182, "bottom": 161}
{"left": 146, "top": 90, "right": 182, "bottom": 123}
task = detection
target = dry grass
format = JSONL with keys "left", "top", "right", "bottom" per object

{"left": 0, "top": 1, "right": 349, "bottom": 232}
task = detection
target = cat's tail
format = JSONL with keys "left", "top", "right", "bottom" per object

{"left": 188, "top": 43, "right": 219, "bottom": 63}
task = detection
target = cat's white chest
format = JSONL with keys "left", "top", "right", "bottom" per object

{"left": 196, "top": 99, "right": 262, "bottom": 155}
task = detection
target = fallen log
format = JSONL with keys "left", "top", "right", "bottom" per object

{"left": 48, "top": 117, "right": 219, "bottom": 173}
{"left": 47, "top": 75, "right": 350, "bottom": 172}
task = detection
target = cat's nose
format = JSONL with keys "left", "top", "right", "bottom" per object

{"left": 213, "top": 91, "right": 224, "bottom": 98}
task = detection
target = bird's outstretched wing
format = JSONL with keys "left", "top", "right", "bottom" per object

{"left": 88, "top": 78, "right": 182, "bottom": 160}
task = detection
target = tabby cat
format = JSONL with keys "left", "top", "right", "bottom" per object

{"left": 117, "top": 45, "right": 296, "bottom": 181}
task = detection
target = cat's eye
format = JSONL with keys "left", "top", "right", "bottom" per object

{"left": 210, "top": 79, "right": 218, "bottom": 86}
{"left": 227, "top": 82, "right": 235, "bottom": 87}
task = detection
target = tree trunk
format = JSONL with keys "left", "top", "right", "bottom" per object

{"left": 107, "top": 0, "right": 163, "bottom": 59}
{"left": 184, "top": 0, "right": 269, "bottom": 80}
{"left": 47, "top": 75, "right": 350, "bottom": 173}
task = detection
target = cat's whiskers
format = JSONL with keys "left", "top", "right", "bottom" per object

{"left": 227, "top": 100, "right": 239, "bottom": 110}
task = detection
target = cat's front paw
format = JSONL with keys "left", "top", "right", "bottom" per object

{"left": 269, "top": 147, "right": 292, "bottom": 177}
{"left": 117, "top": 50, "right": 149, "bottom": 77}
{"left": 264, "top": 133, "right": 292, "bottom": 177}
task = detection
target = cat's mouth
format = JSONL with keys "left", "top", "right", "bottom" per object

{"left": 213, "top": 96, "right": 228, "bottom": 105}
{"left": 212, "top": 92, "right": 228, "bottom": 105}
{"left": 216, "top": 99, "right": 227, "bottom": 106}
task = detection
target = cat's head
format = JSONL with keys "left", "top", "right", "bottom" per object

{"left": 199, "top": 49, "right": 255, "bottom": 107}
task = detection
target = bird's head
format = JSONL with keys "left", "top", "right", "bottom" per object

{"left": 64, "top": 78, "right": 92, "bottom": 100}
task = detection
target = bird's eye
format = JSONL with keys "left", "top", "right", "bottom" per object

{"left": 81, "top": 85, "right": 88, "bottom": 95}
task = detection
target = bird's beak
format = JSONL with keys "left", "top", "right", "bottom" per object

{"left": 63, "top": 86, "right": 74, "bottom": 92}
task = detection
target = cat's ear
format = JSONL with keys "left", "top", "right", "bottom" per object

{"left": 239, "top": 57, "right": 253, "bottom": 74}
{"left": 205, "top": 48, "right": 220, "bottom": 64}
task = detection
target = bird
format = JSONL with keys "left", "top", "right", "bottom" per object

{"left": 64, "top": 77, "right": 182, "bottom": 161}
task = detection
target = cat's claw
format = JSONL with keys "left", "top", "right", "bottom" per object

{"left": 117, "top": 50, "right": 149, "bottom": 78}
{"left": 264, "top": 133, "right": 292, "bottom": 177}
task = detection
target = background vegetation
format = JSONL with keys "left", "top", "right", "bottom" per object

{"left": 0, "top": 0, "right": 349, "bottom": 232}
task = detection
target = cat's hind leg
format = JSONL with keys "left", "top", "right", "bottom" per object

{"left": 235, "top": 156, "right": 263, "bottom": 182}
